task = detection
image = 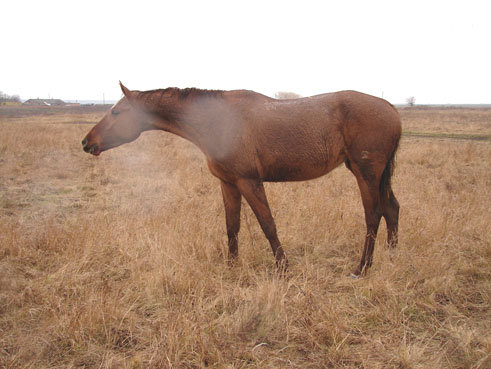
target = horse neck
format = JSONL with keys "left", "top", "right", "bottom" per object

{"left": 145, "top": 92, "right": 229, "bottom": 155}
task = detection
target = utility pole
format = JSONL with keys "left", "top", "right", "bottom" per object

{"left": 103, "top": 93, "right": 105, "bottom": 105}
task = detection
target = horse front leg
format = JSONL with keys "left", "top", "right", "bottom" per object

{"left": 220, "top": 180, "right": 242, "bottom": 264}
{"left": 236, "top": 179, "right": 288, "bottom": 271}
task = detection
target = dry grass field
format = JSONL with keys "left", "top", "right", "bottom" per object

{"left": 0, "top": 104, "right": 490, "bottom": 368}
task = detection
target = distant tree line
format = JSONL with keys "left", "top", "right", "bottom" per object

{"left": 0, "top": 91, "right": 21, "bottom": 103}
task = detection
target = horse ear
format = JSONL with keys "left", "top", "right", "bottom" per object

{"left": 119, "top": 81, "right": 147, "bottom": 110}
{"left": 119, "top": 81, "right": 133, "bottom": 100}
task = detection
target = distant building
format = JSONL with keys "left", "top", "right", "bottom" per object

{"left": 23, "top": 98, "right": 65, "bottom": 106}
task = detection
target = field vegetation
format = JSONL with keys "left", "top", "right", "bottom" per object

{"left": 0, "top": 104, "right": 490, "bottom": 368}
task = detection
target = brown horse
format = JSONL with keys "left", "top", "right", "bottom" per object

{"left": 82, "top": 82, "right": 401, "bottom": 276}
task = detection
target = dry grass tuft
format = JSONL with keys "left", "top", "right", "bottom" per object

{"left": 0, "top": 106, "right": 490, "bottom": 368}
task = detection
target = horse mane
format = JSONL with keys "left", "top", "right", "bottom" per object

{"left": 134, "top": 87, "right": 224, "bottom": 120}
{"left": 138, "top": 87, "right": 224, "bottom": 102}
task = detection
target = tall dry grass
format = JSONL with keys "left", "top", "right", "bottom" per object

{"left": 0, "top": 106, "right": 490, "bottom": 368}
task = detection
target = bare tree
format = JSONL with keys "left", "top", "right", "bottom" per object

{"left": 406, "top": 96, "right": 416, "bottom": 106}
{"left": 0, "top": 91, "right": 21, "bottom": 103}
{"left": 275, "top": 91, "right": 302, "bottom": 99}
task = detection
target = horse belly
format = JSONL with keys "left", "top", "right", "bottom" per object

{"left": 262, "top": 166, "right": 327, "bottom": 182}
{"left": 259, "top": 149, "right": 345, "bottom": 182}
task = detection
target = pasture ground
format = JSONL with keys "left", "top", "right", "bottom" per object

{"left": 0, "top": 105, "right": 490, "bottom": 368}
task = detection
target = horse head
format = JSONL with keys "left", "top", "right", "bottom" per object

{"left": 82, "top": 82, "right": 148, "bottom": 156}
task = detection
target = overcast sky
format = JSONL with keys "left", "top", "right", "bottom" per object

{"left": 1, "top": 0, "right": 490, "bottom": 104}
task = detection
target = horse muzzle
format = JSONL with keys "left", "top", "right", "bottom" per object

{"left": 82, "top": 138, "right": 101, "bottom": 156}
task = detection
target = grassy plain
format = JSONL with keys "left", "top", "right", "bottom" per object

{"left": 0, "top": 105, "right": 490, "bottom": 368}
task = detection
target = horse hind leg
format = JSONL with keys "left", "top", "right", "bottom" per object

{"left": 382, "top": 188, "right": 399, "bottom": 249}
{"left": 346, "top": 158, "right": 385, "bottom": 277}
{"left": 378, "top": 144, "right": 400, "bottom": 249}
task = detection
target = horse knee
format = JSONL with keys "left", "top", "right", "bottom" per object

{"left": 390, "top": 193, "right": 400, "bottom": 214}
{"left": 383, "top": 193, "right": 399, "bottom": 225}
{"left": 365, "top": 207, "right": 382, "bottom": 226}
{"left": 382, "top": 192, "right": 399, "bottom": 248}
{"left": 262, "top": 222, "right": 278, "bottom": 242}
{"left": 226, "top": 223, "right": 240, "bottom": 239}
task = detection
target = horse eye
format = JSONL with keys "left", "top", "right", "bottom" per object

{"left": 112, "top": 109, "right": 120, "bottom": 116}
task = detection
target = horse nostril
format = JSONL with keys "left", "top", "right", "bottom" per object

{"left": 82, "top": 138, "right": 88, "bottom": 147}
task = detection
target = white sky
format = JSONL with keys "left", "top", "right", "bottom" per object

{"left": 1, "top": 0, "right": 490, "bottom": 104}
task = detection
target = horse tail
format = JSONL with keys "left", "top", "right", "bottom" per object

{"left": 379, "top": 137, "right": 400, "bottom": 202}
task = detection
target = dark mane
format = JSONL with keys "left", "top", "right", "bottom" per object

{"left": 139, "top": 87, "right": 224, "bottom": 101}
{"left": 134, "top": 87, "right": 225, "bottom": 121}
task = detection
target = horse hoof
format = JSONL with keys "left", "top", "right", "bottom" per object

{"left": 349, "top": 273, "right": 360, "bottom": 280}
